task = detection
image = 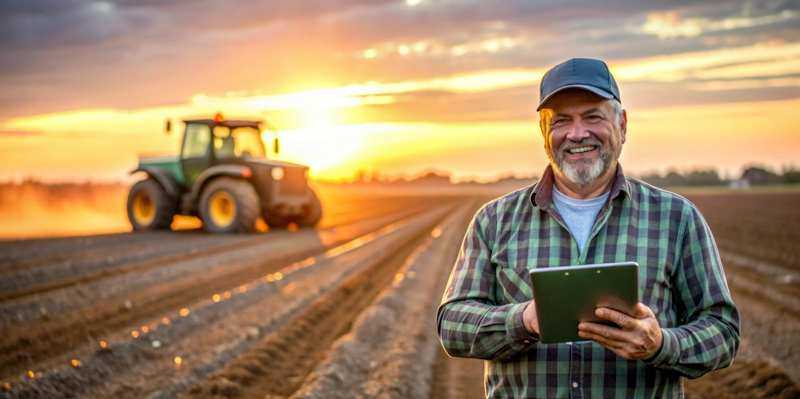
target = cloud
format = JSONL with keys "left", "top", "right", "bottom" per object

{"left": 638, "top": 9, "right": 798, "bottom": 39}
{"left": 685, "top": 77, "right": 800, "bottom": 92}
{"left": 357, "top": 35, "right": 524, "bottom": 60}
{"left": 0, "top": 1, "right": 152, "bottom": 52}
{"left": 0, "top": 0, "right": 394, "bottom": 51}
{"left": 6, "top": 36, "right": 799, "bottom": 133}
{"left": 1, "top": 0, "right": 799, "bottom": 122}
{"left": 609, "top": 42, "right": 800, "bottom": 94}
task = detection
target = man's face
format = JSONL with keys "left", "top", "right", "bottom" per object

{"left": 540, "top": 89, "right": 627, "bottom": 187}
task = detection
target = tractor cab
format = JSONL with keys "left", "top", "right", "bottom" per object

{"left": 177, "top": 116, "right": 271, "bottom": 187}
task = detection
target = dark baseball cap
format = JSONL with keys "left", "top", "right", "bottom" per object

{"left": 537, "top": 58, "right": 620, "bottom": 110}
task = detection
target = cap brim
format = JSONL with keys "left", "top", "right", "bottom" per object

{"left": 537, "top": 84, "right": 615, "bottom": 111}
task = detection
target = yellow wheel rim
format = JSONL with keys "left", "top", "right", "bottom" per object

{"left": 132, "top": 191, "right": 156, "bottom": 226}
{"left": 209, "top": 190, "right": 236, "bottom": 228}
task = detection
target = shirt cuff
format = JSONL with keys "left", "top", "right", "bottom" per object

{"left": 644, "top": 327, "right": 679, "bottom": 367}
{"left": 505, "top": 302, "right": 539, "bottom": 348}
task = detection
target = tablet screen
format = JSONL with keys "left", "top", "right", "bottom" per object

{"left": 529, "top": 262, "right": 639, "bottom": 344}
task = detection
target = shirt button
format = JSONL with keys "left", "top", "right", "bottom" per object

{"left": 572, "top": 382, "right": 579, "bottom": 388}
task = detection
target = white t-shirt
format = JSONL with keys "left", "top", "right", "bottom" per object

{"left": 552, "top": 186, "right": 610, "bottom": 253}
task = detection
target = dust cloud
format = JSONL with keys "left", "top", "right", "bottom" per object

{"left": 0, "top": 181, "right": 130, "bottom": 239}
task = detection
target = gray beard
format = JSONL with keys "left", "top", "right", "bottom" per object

{"left": 551, "top": 144, "right": 612, "bottom": 187}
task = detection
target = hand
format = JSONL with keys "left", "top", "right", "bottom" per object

{"left": 577, "top": 303, "right": 662, "bottom": 360}
{"left": 522, "top": 299, "right": 540, "bottom": 336}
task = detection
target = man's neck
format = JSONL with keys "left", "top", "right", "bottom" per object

{"left": 553, "top": 166, "right": 615, "bottom": 200}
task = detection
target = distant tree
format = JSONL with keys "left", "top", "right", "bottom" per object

{"left": 639, "top": 168, "right": 726, "bottom": 187}
{"left": 411, "top": 171, "right": 451, "bottom": 185}
{"left": 664, "top": 170, "right": 687, "bottom": 186}
{"left": 781, "top": 166, "right": 800, "bottom": 184}
{"left": 354, "top": 169, "right": 368, "bottom": 183}
{"left": 685, "top": 169, "right": 724, "bottom": 186}
{"left": 369, "top": 170, "right": 383, "bottom": 183}
{"left": 639, "top": 172, "right": 664, "bottom": 186}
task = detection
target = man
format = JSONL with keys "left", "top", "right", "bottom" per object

{"left": 436, "top": 58, "right": 740, "bottom": 398}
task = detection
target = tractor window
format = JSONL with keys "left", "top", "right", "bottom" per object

{"left": 213, "top": 127, "right": 265, "bottom": 159}
{"left": 183, "top": 124, "right": 211, "bottom": 158}
{"left": 213, "top": 127, "right": 235, "bottom": 158}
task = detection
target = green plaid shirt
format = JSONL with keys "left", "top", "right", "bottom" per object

{"left": 437, "top": 164, "right": 740, "bottom": 398}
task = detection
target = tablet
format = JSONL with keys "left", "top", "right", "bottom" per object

{"left": 529, "top": 261, "right": 639, "bottom": 344}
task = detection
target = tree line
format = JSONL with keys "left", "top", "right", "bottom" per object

{"left": 639, "top": 165, "right": 800, "bottom": 187}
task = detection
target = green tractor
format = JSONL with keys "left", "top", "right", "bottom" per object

{"left": 127, "top": 115, "right": 322, "bottom": 233}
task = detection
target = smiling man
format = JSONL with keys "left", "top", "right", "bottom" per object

{"left": 437, "top": 58, "right": 740, "bottom": 398}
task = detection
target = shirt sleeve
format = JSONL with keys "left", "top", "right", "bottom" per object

{"left": 436, "top": 205, "right": 538, "bottom": 361}
{"left": 645, "top": 203, "right": 741, "bottom": 378}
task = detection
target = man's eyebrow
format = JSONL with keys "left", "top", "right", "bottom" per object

{"left": 553, "top": 108, "right": 605, "bottom": 119}
{"left": 581, "top": 108, "right": 604, "bottom": 116}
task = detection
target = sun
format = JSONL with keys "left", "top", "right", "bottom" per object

{"left": 274, "top": 98, "right": 366, "bottom": 178}
{"left": 278, "top": 125, "right": 365, "bottom": 179}
{"left": 297, "top": 103, "right": 338, "bottom": 129}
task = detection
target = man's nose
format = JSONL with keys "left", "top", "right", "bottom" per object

{"left": 565, "top": 121, "right": 591, "bottom": 142}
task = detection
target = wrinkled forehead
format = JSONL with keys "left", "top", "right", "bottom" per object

{"left": 539, "top": 88, "right": 614, "bottom": 115}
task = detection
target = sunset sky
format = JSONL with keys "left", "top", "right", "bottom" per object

{"left": 1, "top": 0, "right": 799, "bottom": 182}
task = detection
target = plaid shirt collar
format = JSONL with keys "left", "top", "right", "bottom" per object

{"left": 531, "top": 163, "right": 631, "bottom": 211}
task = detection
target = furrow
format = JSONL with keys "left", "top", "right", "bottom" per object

{"left": 0, "top": 203, "right": 446, "bottom": 382}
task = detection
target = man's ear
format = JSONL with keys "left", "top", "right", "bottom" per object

{"left": 620, "top": 109, "right": 628, "bottom": 144}
{"left": 539, "top": 110, "right": 553, "bottom": 153}
{"left": 538, "top": 109, "right": 551, "bottom": 137}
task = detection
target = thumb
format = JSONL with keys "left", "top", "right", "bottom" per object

{"left": 634, "top": 303, "right": 654, "bottom": 319}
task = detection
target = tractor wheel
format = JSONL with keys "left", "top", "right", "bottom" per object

{"left": 199, "top": 177, "right": 259, "bottom": 233}
{"left": 264, "top": 206, "right": 292, "bottom": 230}
{"left": 127, "top": 178, "right": 175, "bottom": 231}
{"left": 297, "top": 189, "right": 323, "bottom": 228}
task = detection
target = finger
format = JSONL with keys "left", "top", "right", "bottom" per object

{"left": 578, "top": 322, "right": 632, "bottom": 342}
{"left": 578, "top": 330, "right": 646, "bottom": 360}
{"left": 594, "top": 307, "right": 637, "bottom": 329}
{"left": 577, "top": 330, "right": 624, "bottom": 350}
{"left": 582, "top": 334, "right": 641, "bottom": 360}
{"left": 633, "top": 303, "right": 654, "bottom": 319}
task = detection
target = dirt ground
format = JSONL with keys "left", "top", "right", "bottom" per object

{"left": 1, "top": 188, "right": 798, "bottom": 398}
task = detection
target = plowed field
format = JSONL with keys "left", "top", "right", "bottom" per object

{"left": 0, "top": 188, "right": 797, "bottom": 398}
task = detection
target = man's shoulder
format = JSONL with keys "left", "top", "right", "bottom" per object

{"left": 475, "top": 184, "right": 536, "bottom": 221}
{"left": 626, "top": 177, "right": 701, "bottom": 216}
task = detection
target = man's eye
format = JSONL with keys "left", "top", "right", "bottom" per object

{"left": 551, "top": 119, "right": 566, "bottom": 127}
{"left": 585, "top": 115, "right": 602, "bottom": 122}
